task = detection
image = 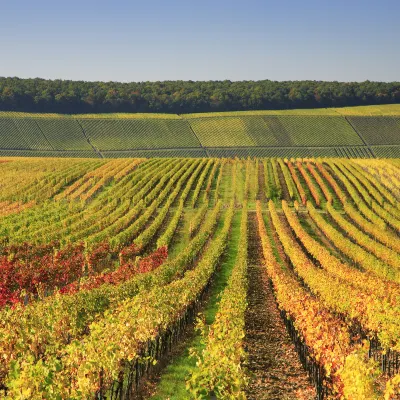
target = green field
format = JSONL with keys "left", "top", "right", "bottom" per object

{"left": 1, "top": 104, "right": 400, "bottom": 158}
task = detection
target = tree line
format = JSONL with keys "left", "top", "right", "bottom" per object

{"left": 0, "top": 77, "right": 399, "bottom": 114}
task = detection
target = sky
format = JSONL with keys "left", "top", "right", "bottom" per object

{"left": 0, "top": 0, "right": 399, "bottom": 82}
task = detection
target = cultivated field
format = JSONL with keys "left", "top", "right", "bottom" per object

{"left": 0, "top": 157, "right": 400, "bottom": 399}
{"left": 1, "top": 104, "right": 400, "bottom": 159}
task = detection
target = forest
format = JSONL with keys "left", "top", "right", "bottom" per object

{"left": 0, "top": 77, "right": 399, "bottom": 114}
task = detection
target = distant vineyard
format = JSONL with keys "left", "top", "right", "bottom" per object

{"left": 187, "top": 115, "right": 362, "bottom": 147}
{"left": 347, "top": 116, "right": 400, "bottom": 145}
{"left": 1, "top": 157, "right": 400, "bottom": 399}
{"left": 78, "top": 118, "right": 201, "bottom": 150}
{"left": 0, "top": 105, "right": 400, "bottom": 158}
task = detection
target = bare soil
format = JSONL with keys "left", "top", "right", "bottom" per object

{"left": 244, "top": 213, "right": 316, "bottom": 400}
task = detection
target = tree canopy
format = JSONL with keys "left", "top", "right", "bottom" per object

{"left": 0, "top": 77, "right": 399, "bottom": 114}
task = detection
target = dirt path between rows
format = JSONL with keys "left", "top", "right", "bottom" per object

{"left": 244, "top": 213, "right": 316, "bottom": 400}
{"left": 258, "top": 160, "right": 266, "bottom": 202}
{"left": 276, "top": 162, "right": 292, "bottom": 202}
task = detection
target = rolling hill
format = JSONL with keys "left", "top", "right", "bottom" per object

{"left": 1, "top": 104, "right": 400, "bottom": 158}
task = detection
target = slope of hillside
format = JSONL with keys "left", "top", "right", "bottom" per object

{"left": 0, "top": 104, "right": 400, "bottom": 158}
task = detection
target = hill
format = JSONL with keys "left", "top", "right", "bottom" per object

{"left": 1, "top": 104, "right": 400, "bottom": 158}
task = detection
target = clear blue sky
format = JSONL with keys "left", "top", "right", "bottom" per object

{"left": 1, "top": 0, "right": 399, "bottom": 82}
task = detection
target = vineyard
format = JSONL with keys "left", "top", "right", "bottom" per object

{"left": 1, "top": 104, "right": 400, "bottom": 158}
{"left": 0, "top": 156, "right": 400, "bottom": 399}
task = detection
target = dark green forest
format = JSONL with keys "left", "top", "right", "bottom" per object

{"left": 0, "top": 77, "right": 399, "bottom": 114}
